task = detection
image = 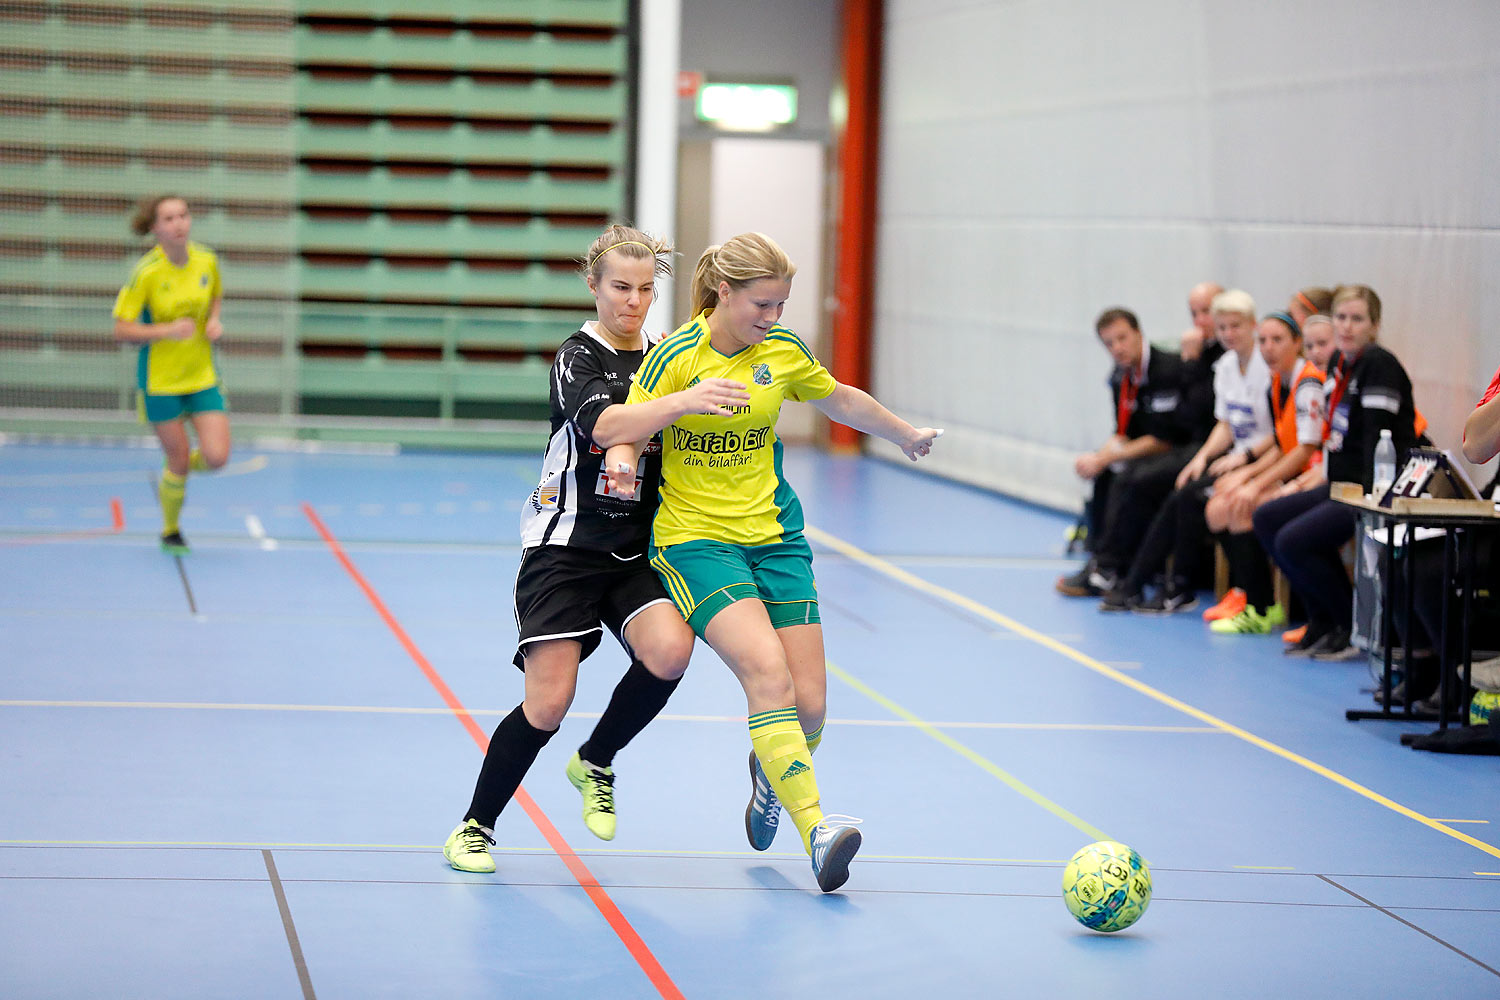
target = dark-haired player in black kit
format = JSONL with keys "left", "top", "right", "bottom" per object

{"left": 443, "top": 225, "right": 750, "bottom": 872}
{"left": 1058, "top": 307, "right": 1201, "bottom": 596}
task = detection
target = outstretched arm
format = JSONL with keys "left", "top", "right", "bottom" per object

{"left": 810, "top": 382, "right": 941, "bottom": 460}
{"left": 1464, "top": 391, "right": 1500, "bottom": 464}
{"left": 591, "top": 378, "right": 749, "bottom": 448}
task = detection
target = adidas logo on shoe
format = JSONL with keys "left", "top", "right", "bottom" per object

{"left": 780, "top": 759, "right": 810, "bottom": 780}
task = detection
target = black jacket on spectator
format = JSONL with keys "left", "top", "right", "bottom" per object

{"left": 1324, "top": 344, "right": 1422, "bottom": 491}
{"left": 1111, "top": 345, "right": 1194, "bottom": 447}
{"left": 1176, "top": 340, "right": 1225, "bottom": 444}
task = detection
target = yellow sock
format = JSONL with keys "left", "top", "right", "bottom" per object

{"left": 805, "top": 721, "right": 824, "bottom": 754}
{"left": 159, "top": 470, "right": 186, "bottom": 535}
{"left": 749, "top": 708, "right": 823, "bottom": 853}
{"left": 189, "top": 448, "right": 210, "bottom": 472}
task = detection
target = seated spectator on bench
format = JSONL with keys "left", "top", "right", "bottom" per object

{"left": 1058, "top": 308, "right": 1197, "bottom": 597}
{"left": 1178, "top": 282, "right": 1223, "bottom": 363}
{"left": 1099, "top": 290, "right": 1273, "bottom": 613}
{"left": 1287, "top": 286, "right": 1334, "bottom": 327}
{"left": 1204, "top": 311, "right": 1324, "bottom": 633}
{"left": 1253, "top": 284, "right": 1425, "bottom": 661}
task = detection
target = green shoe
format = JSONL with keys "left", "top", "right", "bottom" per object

{"left": 1210, "top": 607, "right": 1273, "bottom": 635}
{"left": 1265, "top": 603, "right": 1287, "bottom": 627}
{"left": 443, "top": 819, "right": 495, "bottom": 873}
{"left": 566, "top": 751, "right": 617, "bottom": 841}
{"left": 160, "top": 530, "right": 189, "bottom": 555}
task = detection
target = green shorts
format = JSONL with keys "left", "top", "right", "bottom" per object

{"left": 138, "top": 385, "right": 227, "bottom": 424}
{"left": 649, "top": 534, "right": 819, "bottom": 638}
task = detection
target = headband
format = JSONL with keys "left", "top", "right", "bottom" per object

{"left": 1265, "top": 310, "right": 1302, "bottom": 338}
{"left": 588, "top": 240, "right": 653, "bottom": 269}
{"left": 1302, "top": 313, "right": 1331, "bottom": 327}
{"left": 1294, "top": 291, "right": 1319, "bottom": 315}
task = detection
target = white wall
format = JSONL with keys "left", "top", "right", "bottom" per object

{"left": 871, "top": 0, "right": 1500, "bottom": 508}
{"left": 676, "top": 138, "right": 827, "bottom": 440}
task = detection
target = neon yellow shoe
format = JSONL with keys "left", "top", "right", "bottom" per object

{"left": 1265, "top": 603, "right": 1287, "bottom": 627}
{"left": 443, "top": 819, "right": 495, "bottom": 873}
{"left": 565, "top": 751, "right": 617, "bottom": 841}
{"left": 1210, "top": 607, "right": 1274, "bottom": 635}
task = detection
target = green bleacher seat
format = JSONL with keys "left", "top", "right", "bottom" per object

{"left": 296, "top": 165, "right": 620, "bottom": 213}
{"left": 296, "top": 119, "right": 622, "bottom": 167}
{"left": 294, "top": 25, "right": 625, "bottom": 74}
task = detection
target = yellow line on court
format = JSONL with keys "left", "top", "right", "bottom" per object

{"left": 1432, "top": 819, "right": 1490, "bottom": 825}
{"left": 0, "top": 701, "right": 1219, "bottom": 733}
{"left": 805, "top": 524, "right": 1500, "bottom": 862}
{"left": 827, "top": 661, "right": 1111, "bottom": 842}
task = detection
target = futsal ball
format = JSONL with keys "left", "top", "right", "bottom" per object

{"left": 1062, "top": 841, "right": 1152, "bottom": 933}
{"left": 1470, "top": 689, "right": 1500, "bottom": 728}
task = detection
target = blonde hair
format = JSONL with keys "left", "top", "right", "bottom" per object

{"left": 129, "top": 194, "right": 186, "bottom": 237}
{"left": 1331, "top": 283, "right": 1382, "bottom": 326}
{"left": 690, "top": 232, "right": 796, "bottom": 318}
{"left": 1210, "top": 288, "right": 1256, "bottom": 321}
{"left": 580, "top": 224, "right": 674, "bottom": 283}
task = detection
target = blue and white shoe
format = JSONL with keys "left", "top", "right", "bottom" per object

{"left": 744, "top": 750, "right": 782, "bottom": 851}
{"left": 810, "top": 814, "right": 863, "bottom": 893}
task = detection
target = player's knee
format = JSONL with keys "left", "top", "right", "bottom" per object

{"left": 203, "top": 447, "right": 229, "bottom": 470}
{"left": 641, "top": 630, "right": 693, "bottom": 682}
{"left": 524, "top": 689, "right": 573, "bottom": 732}
{"left": 742, "top": 665, "right": 795, "bottom": 708}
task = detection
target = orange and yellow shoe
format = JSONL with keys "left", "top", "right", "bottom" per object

{"left": 1203, "top": 588, "right": 1246, "bottom": 622}
{"left": 1282, "top": 624, "right": 1307, "bottom": 645}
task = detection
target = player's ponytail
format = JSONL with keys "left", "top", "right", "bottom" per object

{"left": 690, "top": 232, "right": 796, "bottom": 318}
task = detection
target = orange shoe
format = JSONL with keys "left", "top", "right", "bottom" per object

{"left": 1203, "top": 588, "right": 1247, "bottom": 622}
{"left": 1281, "top": 624, "right": 1307, "bottom": 645}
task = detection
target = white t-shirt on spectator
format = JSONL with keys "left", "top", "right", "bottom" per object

{"left": 1212, "top": 348, "right": 1273, "bottom": 453}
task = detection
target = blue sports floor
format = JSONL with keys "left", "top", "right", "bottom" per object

{"left": 1, "top": 438, "right": 1497, "bottom": 999}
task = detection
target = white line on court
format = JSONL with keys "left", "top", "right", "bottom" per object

{"left": 0, "top": 454, "right": 270, "bottom": 487}
{"left": 0, "top": 700, "right": 1222, "bottom": 733}
{"left": 245, "top": 514, "right": 279, "bottom": 551}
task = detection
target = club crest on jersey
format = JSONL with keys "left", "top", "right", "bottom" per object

{"left": 200, "top": 274, "right": 209, "bottom": 287}
{"left": 751, "top": 363, "right": 772, "bottom": 387}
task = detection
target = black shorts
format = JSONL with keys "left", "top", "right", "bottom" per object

{"left": 511, "top": 545, "right": 674, "bottom": 670}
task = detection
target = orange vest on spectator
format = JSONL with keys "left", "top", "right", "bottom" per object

{"left": 1272, "top": 360, "right": 1325, "bottom": 469}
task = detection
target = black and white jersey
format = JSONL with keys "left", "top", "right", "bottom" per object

{"left": 520, "top": 322, "right": 663, "bottom": 555}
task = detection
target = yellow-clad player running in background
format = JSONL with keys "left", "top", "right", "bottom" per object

{"left": 605, "top": 232, "right": 941, "bottom": 892}
{"left": 112, "top": 195, "right": 231, "bottom": 554}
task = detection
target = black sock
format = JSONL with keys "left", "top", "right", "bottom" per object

{"left": 464, "top": 704, "right": 556, "bottom": 829}
{"left": 1230, "top": 532, "right": 1274, "bottom": 613}
{"left": 578, "top": 660, "right": 681, "bottom": 768}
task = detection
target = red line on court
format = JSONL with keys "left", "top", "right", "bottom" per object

{"left": 1, "top": 496, "right": 127, "bottom": 547}
{"left": 301, "top": 502, "right": 685, "bottom": 1000}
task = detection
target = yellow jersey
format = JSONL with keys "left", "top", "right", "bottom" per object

{"left": 626, "top": 310, "right": 837, "bottom": 548}
{"left": 112, "top": 242, "right": 222, "bottom": 395}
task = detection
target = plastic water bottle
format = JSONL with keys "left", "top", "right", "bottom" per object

{"left": 1372, "top": 428, "right": 1396, "bottom": 498}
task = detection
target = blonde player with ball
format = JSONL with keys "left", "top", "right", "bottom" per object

{"left": 604, "top": 232, "right": 941, "bottom": 892}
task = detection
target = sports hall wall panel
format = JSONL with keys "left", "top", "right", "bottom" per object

{"left": 870, "top": 0, "right": 1500, "bottom": 509}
